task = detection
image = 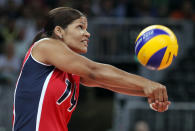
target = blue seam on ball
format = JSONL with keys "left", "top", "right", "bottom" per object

{"left": 146, "top": 46, "right": 167, "bottom": 69}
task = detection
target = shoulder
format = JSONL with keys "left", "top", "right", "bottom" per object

{"left": 32, "top": 38, "right": 74, "bottom": 66}
{"left": 33, "top": 38, "right": 68, "bottom": 55}
{"left": 31, "top": 38, "right": 60, "bottom": 65}
{"left": 34, "top": 38, "right": 60, "bottom": 49}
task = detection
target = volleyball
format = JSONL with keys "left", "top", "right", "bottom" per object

{"left": 135, "top": 25, "right": 178, "bottom": 70}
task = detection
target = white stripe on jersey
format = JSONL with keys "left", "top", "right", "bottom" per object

{"left": 36, "top": 69, "right": 54, "bottom": 131}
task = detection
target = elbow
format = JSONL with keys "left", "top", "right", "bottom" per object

{"left": 85, "top": 62, "right": 107, "bottom": 82}
{"left": 87, "top": 64, "right": 102, "bottom": 81}
{"left": 88, "top": 72, "right": 96, "bottom": 80}
{"left": 88, "top": 67, "right": 100, "bottom": 80}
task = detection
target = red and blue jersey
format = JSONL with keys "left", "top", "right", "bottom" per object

{"left": 12, "top": 44, "right": 80, "bottom": 131}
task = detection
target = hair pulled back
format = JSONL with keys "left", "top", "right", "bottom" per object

{"left": 33, "top": 7, "right": 85, "bottom": 43}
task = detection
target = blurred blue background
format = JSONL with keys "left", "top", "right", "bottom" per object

{"left": 0, "top": 0, "right": 194, "bottom": 131}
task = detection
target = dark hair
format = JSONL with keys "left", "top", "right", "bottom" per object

{"left": 32, "top": 7, "right": 85, "bottom": 43}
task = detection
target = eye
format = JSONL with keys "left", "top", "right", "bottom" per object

{"left": 78, "top": 25, "right": 83, "bottom": 29}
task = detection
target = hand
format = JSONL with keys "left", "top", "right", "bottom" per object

{"left": 148, "top": 98, "right": 171, "bottom": 112}
{"left": 143, "top": 82, "right": 171, "bottom": 112}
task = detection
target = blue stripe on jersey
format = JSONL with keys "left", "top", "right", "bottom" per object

{"left": 14, "top": 55, "right": 54, "bottom": 131}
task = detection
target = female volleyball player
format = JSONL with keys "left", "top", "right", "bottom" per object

{"left": 12, "top": 7, "right": 170, "bottom": 131}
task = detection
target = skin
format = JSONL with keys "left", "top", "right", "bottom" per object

{"left": 32, "top": 16, "right": 170, "bottom": 112}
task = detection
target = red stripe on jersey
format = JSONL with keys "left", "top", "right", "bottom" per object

{"left": 22, "top": 45, "right": 34, "bottom": 67}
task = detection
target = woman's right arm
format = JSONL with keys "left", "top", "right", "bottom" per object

{"left": 32, "top": 38, "right": 170, "bottom": 112}
{"left": 33, "top": 38, "right": 150, "bottom": 92}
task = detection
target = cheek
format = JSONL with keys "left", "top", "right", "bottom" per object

{"left": 70, "top": 31, "right": 82, "bottom": 41}
{"left": 65, "top": 33, "right": 79, "bottom": 43}
{"left": 66, "top": 35, "right": 81, "bottom": 48}
{"left": 79, "top": 30, "right": 85, "bottom": 34}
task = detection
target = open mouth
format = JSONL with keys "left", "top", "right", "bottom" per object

{"left": 81, "top": 40, "right": 88, "bottom": 46}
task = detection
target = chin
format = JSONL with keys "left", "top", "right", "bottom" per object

{"left": 79, "top": 47, "right": 88, "bottom": 54}
{"left": 80, "top": 49, "right": 87, "bottom": 54}
{"left": 74, "top": 49, "right": 87, "bottom": 54}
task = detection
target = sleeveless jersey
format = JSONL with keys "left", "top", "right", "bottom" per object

{"left": 12, "top": 43, "right": 80, "bottom": 131}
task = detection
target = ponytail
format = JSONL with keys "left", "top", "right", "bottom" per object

{"left": 32, "top": 30, "right": 48, "bottom": 44}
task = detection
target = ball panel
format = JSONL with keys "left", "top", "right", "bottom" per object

{"left": 169, "top": 44, "right": 179, "bottom": 57}
{"left": 135, "top": 28, "right": 169, "bottom": 56}
{"left": 151, "top": 25, "right": 178, "bottom": 48}
{"left": 158, "top": 47, "right": 173, "bottom": 70}
{"left": 158, "top": 44, "right": 178, "bottom": 70}
{"left": 136, "top": 25, "right": 170, "bottom": 41}
{"left": 146, "top": 46, "right": 167, "bottom": 70}
{"left": 137, "top": 35, "right": 169, "bottom": 65}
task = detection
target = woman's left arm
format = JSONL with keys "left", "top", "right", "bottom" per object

{"left": 80, "top": 77, "right": 146, "bottom": 97}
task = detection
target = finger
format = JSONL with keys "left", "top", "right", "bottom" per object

{"left": 165, "top": 101, "right": 171, "bottom": 110}
{"left": 163, "top": 101, "right": 171, "bottom": 108}
{"left": 159, "top": 88, "right": 163, "bottom": 102}
{"left": 149, "top": 103, "right": 158, "bottom": 111}
{"left": 150, "top": 102, "right": 166, "bottom": 112}
{"left": 154, "top": 88, "right": 159, "bottom": 104}
{"left": 160, "top": 101, "right": 170, "bottom": 112}
{"left": 151, "top": 101, "right": 171, "bottom": 112}
{"left": 163, "top": 88, "right": 168, "bottom": 102}
{"left": 167, "top": 101, "right": 171, "bottom": 105}
{"left": 153, "top": 103, "right": 158, "bottom": 111}
{"left": 164, "top": 102, "right": 169, "bottom": 111}
{"left": 158, "top": 102, "right": 164, "bottom": 112}
{"left": 162, "top": 102, "right": 169, "bottom": 112}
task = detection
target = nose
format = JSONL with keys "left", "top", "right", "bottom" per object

{"left": 85, "top": 30, "right": 90, "bottom": 38}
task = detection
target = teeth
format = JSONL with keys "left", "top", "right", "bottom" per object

{"left": 82, "top": 41, "right": 87, "bottom": 44}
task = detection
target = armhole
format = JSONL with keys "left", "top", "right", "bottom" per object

{"left": 30, "top": 40, "right": 52, "bottom": 67}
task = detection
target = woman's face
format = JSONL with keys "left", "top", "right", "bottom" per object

{"left": 62, "top": 17, "right": 90, "bottom": 54}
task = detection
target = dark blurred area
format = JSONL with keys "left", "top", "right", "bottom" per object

{"left": 0, "top": 0, "right": 194, "bottom": 131}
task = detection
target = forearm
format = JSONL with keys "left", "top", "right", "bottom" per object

{"left": 104, "top": 86, "right": 146, "bottom": 97}
{"left": 81, "top": 76, "right": 146, "bottom": 97}
{"left": 92, "top": 63, "right": 154, "bottom": 92}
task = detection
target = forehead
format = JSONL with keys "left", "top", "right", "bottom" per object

{"left": 71, "top": 17, "right": 88, "bottom": 25}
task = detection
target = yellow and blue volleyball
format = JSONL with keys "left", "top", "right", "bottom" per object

{"left": 135, "top": 25, "right": 178, "bottom": 70}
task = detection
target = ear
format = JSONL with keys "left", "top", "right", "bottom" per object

{"left": 54, "top": 26, "right": 63, "bottom": 38}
